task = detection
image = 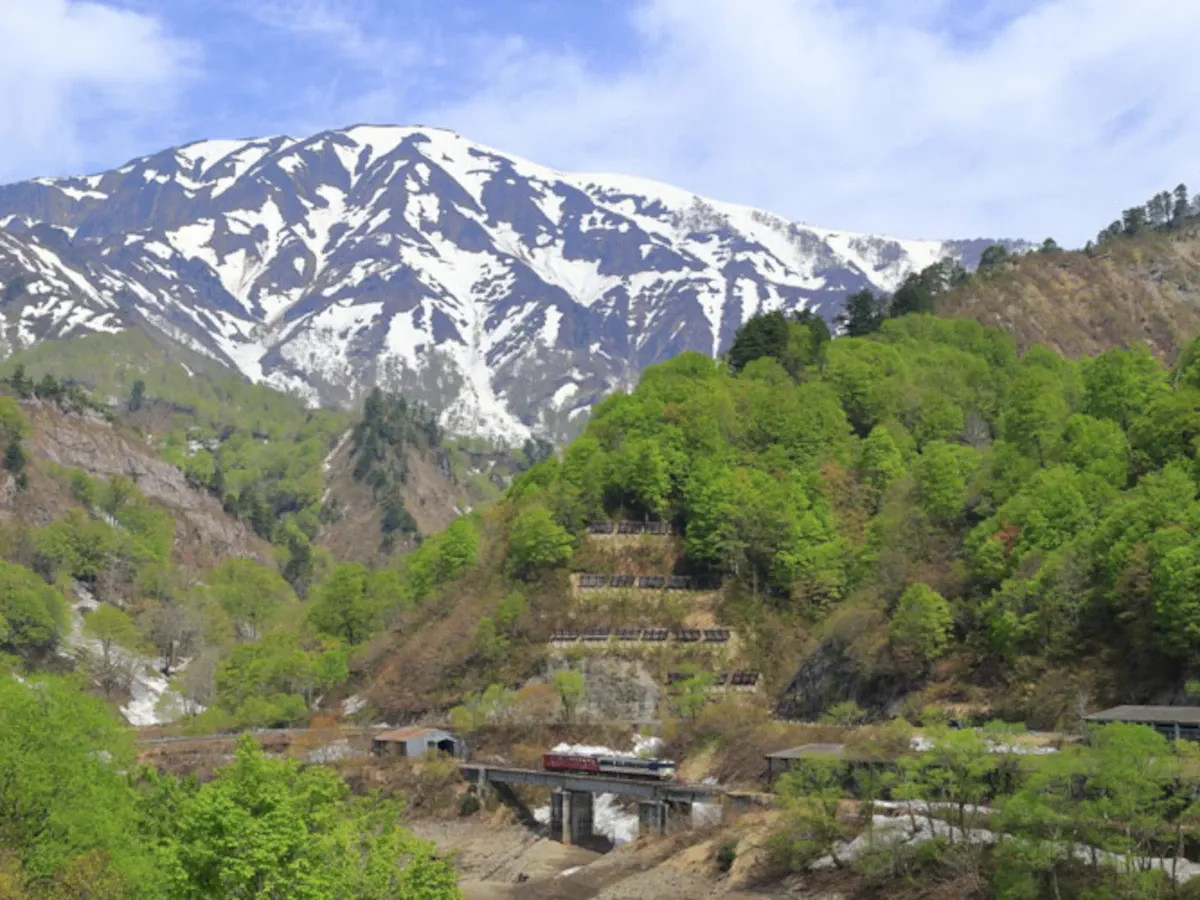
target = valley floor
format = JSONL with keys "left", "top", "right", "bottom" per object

{"left": 409, "top": 819, "right": 786, "bottom": 900}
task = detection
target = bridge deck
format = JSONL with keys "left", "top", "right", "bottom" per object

{"left": 461, "top": 764, "right": 724, "bottom": 804}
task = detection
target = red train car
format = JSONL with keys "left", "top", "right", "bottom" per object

{"left": 542, "top": 751, "right": 676, "bottom": 779}
{"left": 542, "top": 752, "right": 601, "bottom": 774}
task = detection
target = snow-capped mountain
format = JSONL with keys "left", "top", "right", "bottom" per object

{"left": 0, "top": 125, "right": 1008, "bottom": 441}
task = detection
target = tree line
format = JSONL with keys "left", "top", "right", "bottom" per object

{"left": 1094, "top": 183, "right": 1198, "bottom": 249}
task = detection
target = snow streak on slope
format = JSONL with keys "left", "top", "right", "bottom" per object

{"left": 0, "top": 125, "right": 1018, "bottom": 442}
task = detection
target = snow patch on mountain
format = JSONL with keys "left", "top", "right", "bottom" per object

{"left": 0, "top": 124, "right": 1020, "bottom": 442}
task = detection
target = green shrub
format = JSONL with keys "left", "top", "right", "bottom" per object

{"left": 715, "top": 839, "right": 737, "bottom": 873}
{"left": 820, "top": 700, "right": 867, "bottom": 726}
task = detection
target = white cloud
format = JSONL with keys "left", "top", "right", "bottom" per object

{"left": 4, "top": 0, "right": 1197, "bottom": 245}
{"left": 399, "top": 0, "right": 1200, "bottom": 244}
{"left": 0, "top": 0, "right": 195, "bottom": 181}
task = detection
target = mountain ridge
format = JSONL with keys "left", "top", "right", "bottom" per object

{"left": 0, "top": 124, "right": 1018, "bottom": 442}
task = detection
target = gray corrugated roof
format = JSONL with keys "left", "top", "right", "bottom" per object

{"left": 765, "top": 743, "right": 849, "bottom": 760}
{"left": 1083, "top": 706, "right": 1200, "bottom": 725}
{"left": 374, "top": 727, "right": 455, "bottom": 742}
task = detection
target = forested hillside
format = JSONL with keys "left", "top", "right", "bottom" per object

{"left": 6, "top": 304, "right": 1199, "bottom": 730}
{"left": 554, "top": 313, "right": 1200, "bottom": 715}
{"left": 6, "top": 297, "right": 1200, "bottom": 895}
{"left": 0, "top": 331, "right": 542, "bottom": 735}
{"left": 353, "top": 311, "right": 1200, "bottom": 730}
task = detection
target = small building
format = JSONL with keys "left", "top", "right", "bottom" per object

{"left": 371, "top": 727, "right": 465, "bottom": 759}
{"left": 1082, "top": 706, "right": 1200, "bottom": 741}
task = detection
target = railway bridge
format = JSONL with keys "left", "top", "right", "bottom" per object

{"left": 460, "top": 764, "right": 761, "bottom": 845}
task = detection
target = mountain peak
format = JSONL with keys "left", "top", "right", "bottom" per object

{"left": 0, "top": 126, "right": 1012, "bottom": 442}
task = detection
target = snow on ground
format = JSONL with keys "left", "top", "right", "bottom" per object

{"left": 301, "top": 738, "right": 369, "bottom": 765}
{"left": 122, "top": 668, "right": 175, "bottom": 726}
{"left": 812, "top": 806, "right": 1200, "bottom": 883}
{"left": 909, "top": 735, "right": 1059, "bottom": 755}
{"left": 60, "top": 583, "right": 190, "bottom": 726}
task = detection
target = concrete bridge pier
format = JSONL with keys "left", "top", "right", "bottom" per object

{"left": 638, "top": 800, "right": 666, "bottom": 836}
{"left": 637, "top": 799, "right": 692, "bottom": 836}
{"left": 550, "top": 789, "right": 594, "bottom": 845}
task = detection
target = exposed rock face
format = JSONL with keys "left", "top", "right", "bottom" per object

{"left": 776, "top": 640, "right": 909, "bottom": 721}
{"left": 20, "top": 403, "right": 264, "bottom": 565}
{"left": 549, "top": 657, "right": 661, "bottom": 724}
{"left": 937, "top": 226, "right": 1200, "bottom": 362}
{"left": 0, "top": 125, "right": 1016, "bottom": 442}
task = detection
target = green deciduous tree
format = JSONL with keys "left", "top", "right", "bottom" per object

{"left": 214, "top": 631, "right": 347, "bottom": 726}
{"left": 82, "top": 604, "right": 142, "bottom": 697}
{"left": 669, "top": 665, "right": 715, "bottom": 720}
{"left": 495, "top": 592, "right": 527, "bottom": 637}
{"left": 474, "top": 616, "right": 508, "bottom": 664}
{"left": 1061, "top": 413, "right": 1129, "bottom": 487}
{"left": 889, "top": 582, "right": 953, "bottom": 672}
{"left": 157, "top": 736, "right": 458, "bottom": 899}
{"left": 553, "top": 669, "right": 585, "bottom": 723}
{"left": 1000, "top": 366, "right": 1071, "bottom": 466}
{"left": 34, "top": 511, "right": 118, "bottom": 587}
{"left": 859, "top": 425, "right": 906, "bottom": 510}
{"left": 613, "top": 438, "right": 671, "bottom": 516}
{"left": 914, "top": 441, "right": 980, "bottom": 524}
{"left": 771, "top": 759, "right": 848, "bottom": 868}
{"left": 1152, "top": 541, "right": 1200, "bottom": 659}
{"left": 203, "top": 557, "right": 296, "bottom": 642}
{"left": 0, "top": 560, "right": 65, "bottom": 661}
{"left": 449, "top": 683, "right": 514, "bottom": 736}
{"left": 1083, "top": 345, "right": 1165, "bottom": 430}
{"left": 506, "top": 506, "right": 574, "bottom": 580}
{"left": 0, "top": 675, "right": 155, "bottom": 890}
{"left": 307, "top": 563, "right": 378, "bottom": 646}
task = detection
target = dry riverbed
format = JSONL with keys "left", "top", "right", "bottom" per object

{"left": 409, "top": 816, "right": 786, "bottom": 899}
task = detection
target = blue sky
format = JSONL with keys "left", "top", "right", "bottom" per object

{"left": 2, "top": 0, "right": 1199, "bottom": 245}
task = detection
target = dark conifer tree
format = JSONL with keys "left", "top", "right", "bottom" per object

{"left": 835, "top": 289, "right": 884, "bottom": 336}
{"left": 726, "top": 311, "right": 789, "bottom": 373}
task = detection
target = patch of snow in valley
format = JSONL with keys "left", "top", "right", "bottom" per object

{"left": 813, "top": 805, "right": 1200, "bottom": 884}
{"left": 61, "top": 583, "right": 191, "bottom": 726}
{"left": 909, "top": 735, "right": 1058, "bottom": 755}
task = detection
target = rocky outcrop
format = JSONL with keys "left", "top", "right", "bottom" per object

{"left": 548, "top": 657, "right": 661, "bottom": 724}
{"left": 775, "top": 640, "right": 910, "bottom": 721}
{"left": 24, "top": 402, "right": 265, "bottom": 565}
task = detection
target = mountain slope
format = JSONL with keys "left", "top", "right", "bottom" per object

{"left": 0, "top": 125, "right": 1010, "bottom": 442}
{"left": 936, "top": 223, "right": 1200, "bottom": 361}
